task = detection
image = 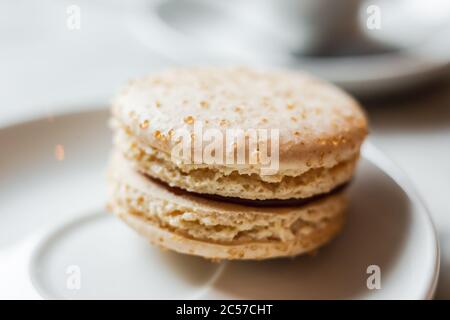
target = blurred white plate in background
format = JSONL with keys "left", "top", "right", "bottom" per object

{"left": 127, "top": 0, "right": 450, "bottom": 97}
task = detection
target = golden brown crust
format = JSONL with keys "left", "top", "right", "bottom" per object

{"left": 112, "top": 66, "right": 368, "bottom": 174}
{"left": 116, "top": 128, "right": 357, "bottom": 200}
{"left": 114, "top": 210, "right": 345, "bottom": 260}
{"left": 107, "top": 153, "right": 347, "bottom": 260}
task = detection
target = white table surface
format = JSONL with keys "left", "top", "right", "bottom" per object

{"left": 1, "top": 0, "right": 449, "bottom": 299}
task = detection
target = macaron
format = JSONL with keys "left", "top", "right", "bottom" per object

{"left": 108, "top": 66, "right": 368, "bottom": 260}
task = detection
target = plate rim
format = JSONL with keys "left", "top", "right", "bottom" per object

{"left": 360, "top": 142, "right": 440, "bottom": 299}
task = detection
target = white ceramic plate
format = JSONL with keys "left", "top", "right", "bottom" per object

{"left": 0, "top": 110, "right": 439, "bottom": 299}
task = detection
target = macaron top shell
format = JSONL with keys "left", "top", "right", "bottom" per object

{"left": 112, "top": 66, "right": 368, "bottom": 174}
